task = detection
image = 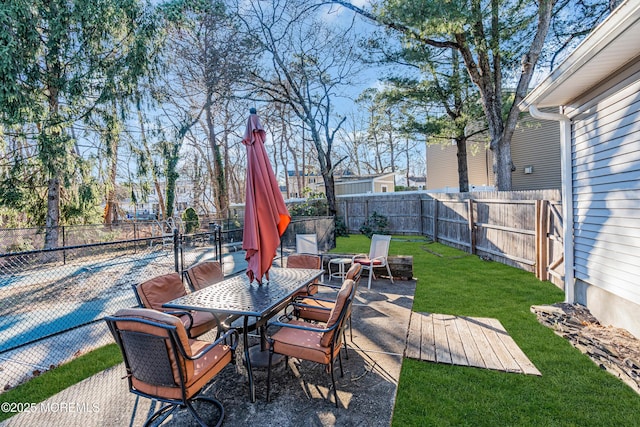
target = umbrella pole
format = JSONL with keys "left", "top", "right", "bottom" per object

{"left": 280, "top": 239, "right": 284, "bottom": 266}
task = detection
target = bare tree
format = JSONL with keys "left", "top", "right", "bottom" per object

{"left": 155, "top": 0, "right": 254, "bottom": 218}
{"left": 238, "top": 0, "right": 362, "bottom": 215}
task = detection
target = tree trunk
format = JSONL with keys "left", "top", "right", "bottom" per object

{"left": 456, "top": 137, "right": 470, "bottom": 192}
{"left": 44, "top": 176, "right": 61, "bottom": 249}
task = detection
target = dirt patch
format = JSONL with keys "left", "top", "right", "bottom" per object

{"left": 531, "top": 303, "right": 640, "bottom": 394}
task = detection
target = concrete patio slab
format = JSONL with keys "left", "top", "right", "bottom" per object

{"left": 1, "top": 277, "right": 416, "bottom": 427}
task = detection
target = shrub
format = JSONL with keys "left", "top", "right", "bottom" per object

{"left": 334, "top": 216, "right": 349, "bottom": 237}
{"left": 359, "top": 211, "right": 388, "bottom": 238}
{"left": 182, "top": 207, "right": 200, "bottom": 234}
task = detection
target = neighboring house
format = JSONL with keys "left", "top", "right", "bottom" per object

{"left": 426, "top": 140, "right": 494, "bottom": 192}
{"left": 121, "top": 180, "right": 197, "bottom": 218}
{"left": 396, "top": 175, "right": 426, "bottom": 190}
{"left": 425, "top": 113, "right": 561, "bottom": 192}
{"left": 520, "top": 0, "right": 640, "bottom": 338}
{"left": 511, "top": 111, "right": 561, "bottom": 191}
{"left": 334, "top": 172, "right": 395, "bottom": 196}
{"left": 286, "top": 170, "right": 325, "bottom": 197}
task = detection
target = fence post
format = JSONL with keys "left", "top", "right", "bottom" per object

{"left": 468, "top": 199, "right": 476, "bottom": 254}
{"left": 173, "top": 228, "right": 180, "bottom": 273}
{"left": 535, "top": 200, "right": 550, "bottom": 281}
{"left": 343, "top": 201, "right": 349, "bottom": 234}
{"left": 62, "top": 226, "right": 67, "bottom": 265}
{"left": 419, "top": 196, "right": 424, "bottom": 236}
{"left": 432, "top": 198, "right": 438, "bottom": 242}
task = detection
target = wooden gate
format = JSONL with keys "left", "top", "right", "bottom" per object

{"left": 536, "top": 200, "right": 564, "bottom": 289}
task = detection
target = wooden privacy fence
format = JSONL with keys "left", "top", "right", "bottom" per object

{"left": 336, "top": 190, "right": 563, "bottom": 287}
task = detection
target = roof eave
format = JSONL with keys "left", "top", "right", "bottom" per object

{"left": 520, "top": 0, "right": 640, "bottom": 111}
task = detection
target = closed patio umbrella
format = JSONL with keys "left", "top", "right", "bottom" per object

{"left": 242, "top": 108, "right": 290, "bottom": 284}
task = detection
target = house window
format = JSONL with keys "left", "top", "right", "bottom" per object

{"left": 381, "top": 185, "right": 388, "bottom": 193}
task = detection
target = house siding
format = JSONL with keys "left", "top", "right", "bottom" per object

{"left": 511, "top": 112, "right": 561, "bottom": 190}
{"left": 569, "top": 66, "right": 640, "bottom": 337}
{"left": 335, "top": 181, "right": 371, "bottom": 195}
{"left": 426, "top": 141, "right": 493, "bottom": 191}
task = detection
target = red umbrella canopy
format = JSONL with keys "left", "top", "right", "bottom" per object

{"left": 242, "top": 110, "right": 291, "bottom": 284}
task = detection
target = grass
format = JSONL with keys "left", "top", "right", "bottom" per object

{"left": 3, "top": 235, "right": 639, "bottom": 425}
{"left": 334, "top": 235, "right": 640, "bottom": 426}
{"left": 0, "top": 344, "right": 122, "bottom": 422}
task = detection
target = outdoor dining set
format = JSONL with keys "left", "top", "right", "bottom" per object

{"left": 103, "top": 231, "right": 393, "bottom": 427}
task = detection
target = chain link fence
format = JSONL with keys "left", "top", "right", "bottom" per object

{"left": 0, "top": 227, "right": 222, "bottom": 391}
{"left": 0, "top": 216, "right": 333, "bottom": 392}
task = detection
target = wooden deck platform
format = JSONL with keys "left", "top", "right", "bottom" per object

{"left": 405, "top": 312, "right": 541, "bottom": 376}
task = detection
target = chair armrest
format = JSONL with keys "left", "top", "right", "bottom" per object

{"left": 315, "top": 283, "right": 342, "bottom": 290}
{"left": 351, "top": 254, "right": 367, "bottom": 261}
{"left": 267, "top": 319, "right": 339, "bottom": 334}
{"left": 292, "top": 301, "right": 332, "bottom": 312}
{"left": 294, "top": 295, "right": 335, "bottom": 303}
{"left": 187, "top": 328, "right": 239, "bottom": 361}
{"left": 165, "top": 310, "right": 194, "bottom": 330}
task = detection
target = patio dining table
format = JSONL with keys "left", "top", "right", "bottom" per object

{"left": 163, "top": 266, "right": 324, "bottom": 402}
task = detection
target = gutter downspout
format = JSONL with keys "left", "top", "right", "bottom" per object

{"left": 528, "top": 105, "right": 575, "bottom": 304}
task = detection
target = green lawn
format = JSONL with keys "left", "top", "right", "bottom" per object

{"left": 0, "top": 343, "right": 122, "bottom": 422}
{"left": 335, "top": 235, "right": 640, "bottom": 426}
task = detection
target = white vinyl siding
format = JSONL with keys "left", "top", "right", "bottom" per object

{"left": 571, "top": 73, "right": 640, "bottom": 305}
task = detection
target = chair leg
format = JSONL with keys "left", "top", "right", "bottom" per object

{"left": 386, "top": 263, "right": 394, "bottom": 283}
{"left": 330, "top": 359, "right": 339, "bottom": 408}
{"left": 143, "top": 403, "right": 177, "bottom": 427}
{"left": 267, "top": 349, "right": 274, "bottom": 402}
{"left": 186, "top": 396, "right": 225, "bottom": 427}
{"left": 342, "top": 329, "right": 349, "bottom": 360}
{"left": 367, "top": 267, "right": 373, "bottom": 289}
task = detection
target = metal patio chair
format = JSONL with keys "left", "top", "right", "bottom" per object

{"left": 104, "top": 308, "right": 238, "bottom": 427}
{"left": 132, "top": 272, "right": 219, "bottom": 338}
{"left": 184, "top": 261, "right": 224, "bottom": 292}
{"left": 265, "top": 278, "right": 356, "bottom": 407}
{"left": 292, "top": 263, "right": 362, "bottom": 345}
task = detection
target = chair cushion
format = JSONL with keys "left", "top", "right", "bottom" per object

{"left": 288, "top": 254, "right": 322, "bottom": 297}
{"left": 271, "top": 320, "right": 339, "bottom": 365}
{"left": 135, "top": 273, "right": 217, "bottom": 338}
{"left": 287, "top": 254, "right": 321, "bottom": 269}
{"left": 320, "top": 279, "right": 354, "bottom": 347}
{"left": 345, "top": 263, "right": 362, "bottom": 281}
{"left": 296, "top": 298, "right": 333, "bottom": 322}
{"left": 353, "top": 257, "right": 383, "bottom": 266}
{"left": 136, "top": 273, "right": 187, "bottom": 311}
{"left": 186, "top": 262, "right": 224, "bottom": 291}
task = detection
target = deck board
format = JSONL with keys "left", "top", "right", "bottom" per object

{"left": 405, "top": 312, "right": 541, "bottom": 376}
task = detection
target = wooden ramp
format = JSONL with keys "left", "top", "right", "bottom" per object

{"left": 405, "top": 312, "right": 541, "bottom": 376}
